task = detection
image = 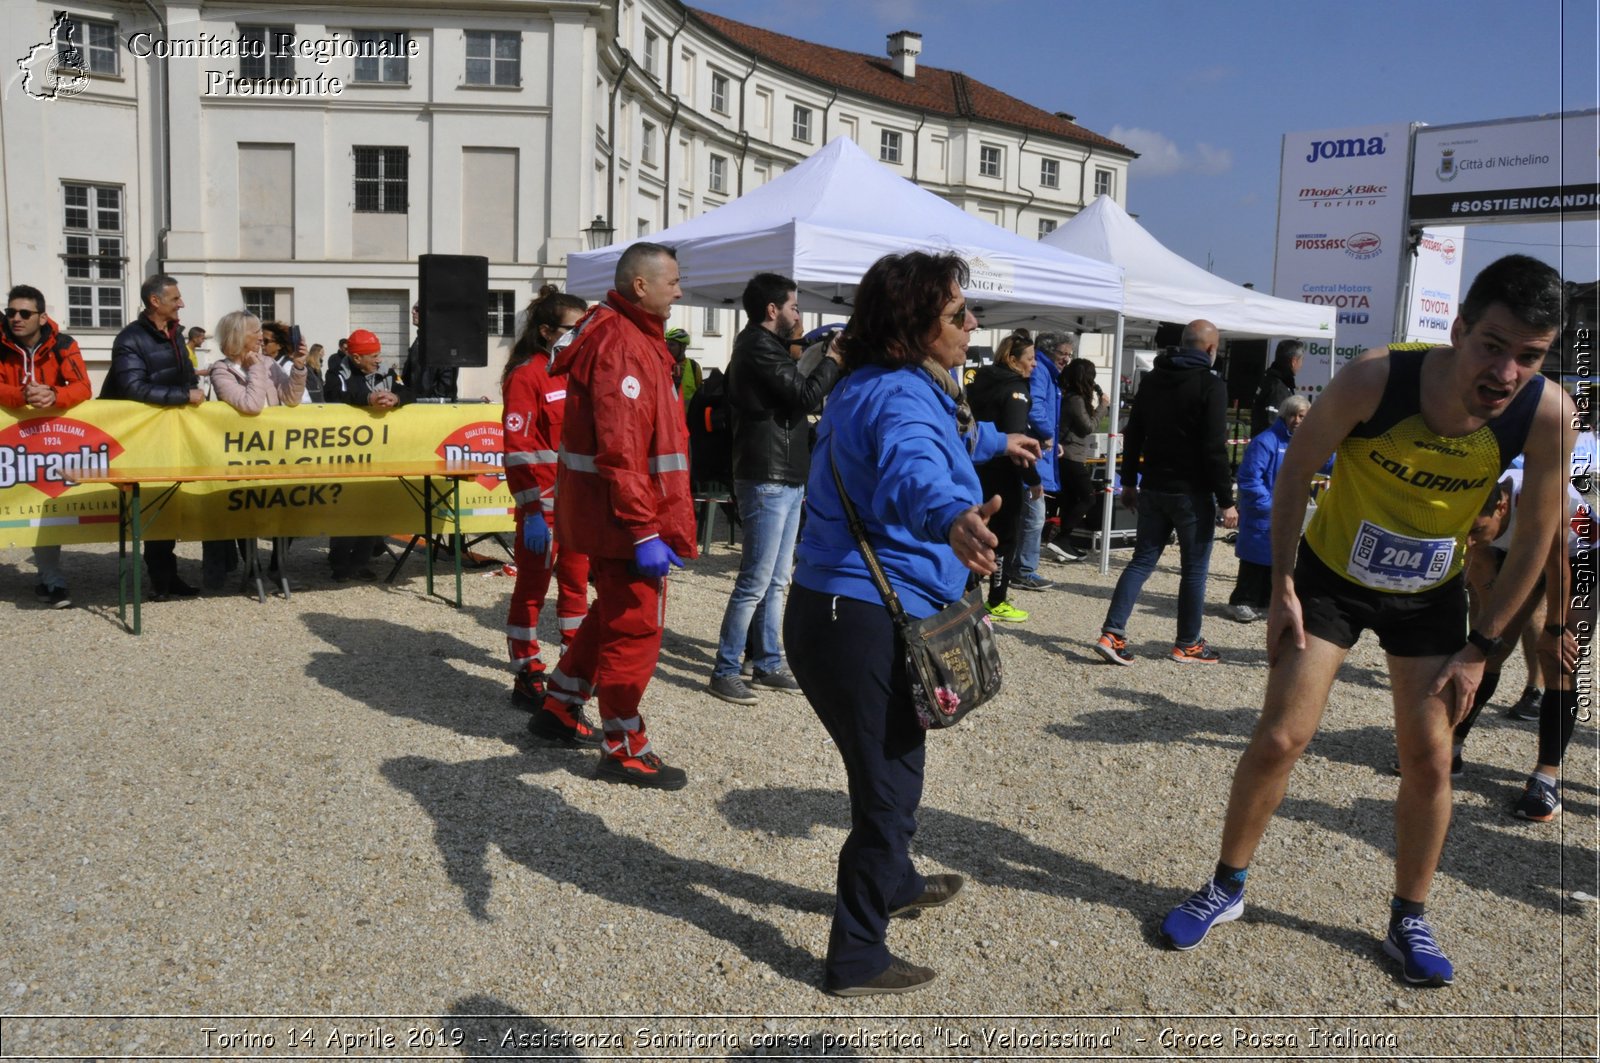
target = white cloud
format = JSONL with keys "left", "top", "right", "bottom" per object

{"left": 1110, "top": 126, "right": 1234, "bottom": 179}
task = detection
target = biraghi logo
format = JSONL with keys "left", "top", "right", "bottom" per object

{"left": 0, "top": 417, "right": 122, "bottom": 496}
{"left": 1305, "top": 136, "right": 1386, "bottom": 164}
{"left": 436, "top": 421, "right": 506, "bottom": 491}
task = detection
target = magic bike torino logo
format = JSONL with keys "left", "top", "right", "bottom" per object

{"left": 1297, "top": 183, "right": 1389, "bottom": 209}
{"left": 436, "top": 422, "right": 505, "bottom": 491}
{"left": 0, "top": 417, "right": 123, "bottom": 497}
{"left": 11, "top": 13, "right": 91, "bottom": 101}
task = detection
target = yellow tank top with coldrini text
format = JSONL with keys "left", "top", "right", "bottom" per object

{"left": 1305, "top": 346, "right": 1542, "bottom": 593}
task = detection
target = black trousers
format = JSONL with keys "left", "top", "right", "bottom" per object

{"left": 1057, "top": 458, "right": 1098, "bottom": 541}
{"left": 978, "top": 460, "right": 1024, "bottom": 604}
{"left": 785, "top": 583, "right": 928, "bottom": 988}
{"left": 1230, "top": 559, "right": 1272, "bottom": 608}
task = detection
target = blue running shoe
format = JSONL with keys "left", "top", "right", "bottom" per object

{"left": 1383, "top": 915, "right": 1454, "bottom": 987}
{"left": 1160, "top": 879, "right": 1244, "bottom": 950}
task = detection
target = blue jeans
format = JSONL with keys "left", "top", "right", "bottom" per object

{"left": 1102, "top": 490, "right": 1217, "bottom": 646}
{"left": 1016, "top": 490, "right": 1046, "bottom": 578}
{"left": 713, "top": 480, "right": 805, "bottom": 678}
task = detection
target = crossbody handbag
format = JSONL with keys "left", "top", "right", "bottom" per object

{"left": 828, "top": 447, "right": 1003, "bottom": 729}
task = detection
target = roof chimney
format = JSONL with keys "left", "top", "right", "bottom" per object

{"left": 887, "top": 30, "right": 921, "bottom": 78}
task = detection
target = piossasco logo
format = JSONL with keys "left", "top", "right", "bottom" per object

{"left": 436, "top": 422, "right": 505, "bottom": 492}
{"left": 0, "top": 417, "right": 123, "bottom": 497}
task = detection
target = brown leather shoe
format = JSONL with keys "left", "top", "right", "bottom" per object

{"left": 890, "top": 873, "right": 965, "bottom": 917}
{"left": 825, "top": 955, "right": 937, "bottom": 997}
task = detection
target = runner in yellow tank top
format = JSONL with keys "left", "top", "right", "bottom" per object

{"left": 1158, "top": 255, "right": 1575, "bottom": 988}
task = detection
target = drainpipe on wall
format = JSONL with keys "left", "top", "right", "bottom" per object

{"left": 910, "top": 111, "right": 925, "bottom": 182}
{"left": 819, "top": 84, "right": 839, "bottom": 144}
{"left": 140, "top": 0, "right": 171, "bottom": 268}
{"left": 605, "top": 9, "right": 634, "bottom": 234}
{"left": 1078, "top": 145, "right": 1096, "bottom": 208}
{"left": 733, "top": 54, "right": 757, "bottom": 195}
{"left": 1014, "top": 129, "right": 1034, "bottom": 234}
{"left": 662, "top": 7, "right": 688, "bottom": 217}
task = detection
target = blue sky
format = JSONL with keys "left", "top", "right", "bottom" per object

{"left": 690, "top": 0, "right": 1600, "bottom": 288}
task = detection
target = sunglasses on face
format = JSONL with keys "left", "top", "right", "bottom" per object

{"left": 4, "top": 308, "right": 39, "bottom": 320}
{"left": 945, "top": 305, "right": 969, "bottom": 326}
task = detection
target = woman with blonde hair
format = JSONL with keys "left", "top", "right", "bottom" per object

{"left": 209, "top": 310, "right": 305, "bottom": 413}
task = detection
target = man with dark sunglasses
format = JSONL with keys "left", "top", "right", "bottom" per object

{"left": 1, "top": 284, "right": 92, "bottom": 607}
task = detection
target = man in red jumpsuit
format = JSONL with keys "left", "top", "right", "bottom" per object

{"left": 537, "top": 242, "right": 697, "bottom": 790}
{"left": 502, "top": 289, "right": 591, "bottom": 709}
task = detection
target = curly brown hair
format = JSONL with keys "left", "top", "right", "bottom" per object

{"left": 838, "top": 251, "right": 970, "bottom": 370}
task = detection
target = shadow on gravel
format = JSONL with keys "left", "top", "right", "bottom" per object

{"left": 382, "top": 751, "right": 831, "bottom": 985}
{"left": 442, "top": 995, "right": 584, "bottom": 1058}
{"left": 716, "top": 786, "right": 1375, "bottom": 964}
{"left": 1280, "top": 792, "right": 1596, "bottom": 912}
{"left": 300, "top": 612, "right": 521, "bottom": 741}
{"left": 1044, "top": 688, "right": 1258, "bottom": 752}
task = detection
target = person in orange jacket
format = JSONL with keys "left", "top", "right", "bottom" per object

{"left": 502, "top": 284, "right": 591, "bottom": 708}
{"left": 1, "top": 285, "right": 92, "bottom": 607}
{"left": 535, "top": 243, "right": 697, "bottom": 789}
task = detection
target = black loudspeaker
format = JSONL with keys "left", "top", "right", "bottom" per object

{"left": 418, "top": 254, "right": 489, "bottom": 368}
{"left": 1226, "top": 339, "right": 1269, "bottom": 406}
{"left": 1153, "top": 321, "right": 1184, "bottom": 349}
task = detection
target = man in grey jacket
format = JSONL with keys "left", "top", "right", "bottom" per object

{"left": 707, "top": 272, "right": 843, "bottom": 704}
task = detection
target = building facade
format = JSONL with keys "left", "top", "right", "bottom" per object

{"left": 1, "top": 0, "right": 1132, "bottom": 394}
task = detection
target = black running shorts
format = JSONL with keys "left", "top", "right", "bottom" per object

{"left": 1293, "top": 541, "right": 1467, "bottom": 658}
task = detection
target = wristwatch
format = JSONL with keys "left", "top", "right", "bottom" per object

{"left": 1466, "top": 629, "right": 1506, "bottom": 656}
{"left": 1545, "top": 623, "right": 1569, "bottom": 637}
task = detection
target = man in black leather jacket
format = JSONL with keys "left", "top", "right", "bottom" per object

{"left": 101, "top": 274, "right": 205, "bottom": 599}
{"left": 707, "top": 272, "right": 844, "bottom": 704}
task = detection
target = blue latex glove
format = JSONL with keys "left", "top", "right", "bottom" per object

{"left": 633, "top": 537, "right": 684, "bottom": 578}
{"left": 522, "top": 515, "right": 550, "bottom": 556}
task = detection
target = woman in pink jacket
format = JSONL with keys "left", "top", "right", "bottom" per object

{"left": 209, "top": 311, "right": 306, "bottom": 412}
{"left": 203, "top": 310, "right": 306, "bottom": 589}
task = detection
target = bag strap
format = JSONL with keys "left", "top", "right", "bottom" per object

{"left": 827, "top": 441, "right": 912, "bottom": 628}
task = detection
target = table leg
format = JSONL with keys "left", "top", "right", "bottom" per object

{"left": 423, "top": 476, "right": 435, "bottom": 598}
{"left": 130, "top": 481, "right": 143, "bottom": 636}
{"left": 450, "top": 481, "right": 464, "bottom": 607}
{"left": 115, "top": 485, "right": 128, "bottom": 628}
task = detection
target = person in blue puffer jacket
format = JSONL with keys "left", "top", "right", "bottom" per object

{"left": 785, "top": 250, "right": 1036, "bottom": 1000}
{"left": 1228, "top": 393, "right": 1315, "bottom": 622}
{"left": 1011, "top": 335, "right": 1062, "bottom": 589}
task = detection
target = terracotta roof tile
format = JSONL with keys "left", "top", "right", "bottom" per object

{"left": 687, "top": 8, "right": 1133, "bottom": 155}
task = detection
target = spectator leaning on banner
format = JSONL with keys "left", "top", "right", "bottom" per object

{"left": 101, "top": 274, "right": 205, "bottom": 600}
{"left": 1, "top": 284, "right": 91, "bottom": 608}
{"left": 323, "top": 329, "right": 394, "bottom": 582}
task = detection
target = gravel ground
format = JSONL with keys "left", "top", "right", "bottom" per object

{"left": 1, "top": 536, "right": 1595, "bottom": 1061}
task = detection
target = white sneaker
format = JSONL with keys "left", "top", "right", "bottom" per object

{"left": 1227, "top": 603, "right": 1259, "bottom": 623}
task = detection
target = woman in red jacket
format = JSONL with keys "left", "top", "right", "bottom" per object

{"left": 503, "top": 285, "right": 590, "bottom": 710}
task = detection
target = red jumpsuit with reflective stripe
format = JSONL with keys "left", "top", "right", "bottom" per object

{"left": 547, "top": 292, "right": 697, "bottom": 756}
{"left": 503, "top": 349, "right": 589, "bottom": 675}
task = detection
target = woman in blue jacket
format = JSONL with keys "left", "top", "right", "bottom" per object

{"left": 1228, "top": 394, "right": 1312, "bottom": 621}
{"left": 785, "top": 251, "right": 1002, "bottom": 998}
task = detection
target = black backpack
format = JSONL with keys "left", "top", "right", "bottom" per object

{"left": 686, "top": 367, "right": 733, "bottom": 493}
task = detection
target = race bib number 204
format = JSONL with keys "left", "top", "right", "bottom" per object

{"left": 1347, "top": 520, "right": 1454, "bottom": 592}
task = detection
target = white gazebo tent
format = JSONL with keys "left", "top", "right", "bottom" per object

{"left": 567, "top": 137, "right": 1124, "bottom": 327}
{"left": 1041, "top": 195, "right": 1338, "bottom": 571}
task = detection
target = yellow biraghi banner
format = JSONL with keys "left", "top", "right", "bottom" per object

{"left": 0, "top": 400, "right": 514, "bottom": 547}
